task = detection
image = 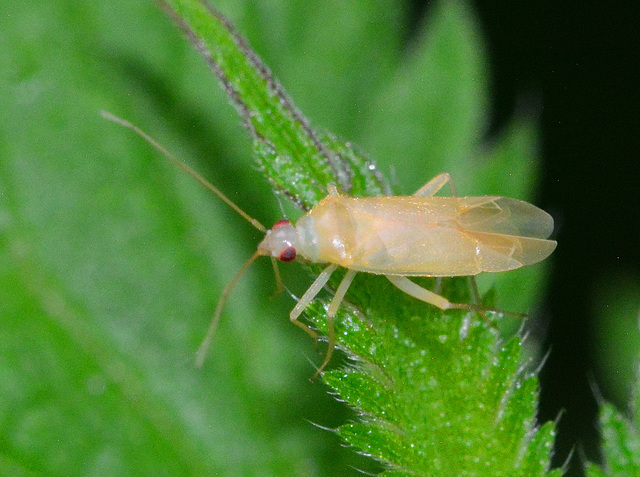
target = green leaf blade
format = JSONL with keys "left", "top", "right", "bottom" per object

{"left": 587, "top": 402, "right": 640, "bottom": 476}
{"left": 359, "top": 1, "right": 489, "bottom": 194}
{"left": 160, "top": 0, "right": 388, "bottom": 207}
{"left": 1, "top": 0, "right": 558, "bottom": 475}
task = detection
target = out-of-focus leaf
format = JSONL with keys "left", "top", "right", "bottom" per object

{"left": 585, "top": 379, "right": 640, "bottom": 476}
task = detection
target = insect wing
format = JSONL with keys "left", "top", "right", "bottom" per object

{"left": 325, "top": 197, "right": 483, "bottom": 276}
{"left": 456, "top": 197, "right": 554, "bottom": 239}
{"left": 301, "top": 196, "right": 556, "bottom": 277}
{"left": 337, "top": 196, "right": 555, "bottom": 276}
{"left": 456, "top": 197, "right": 557, "bottom": 270}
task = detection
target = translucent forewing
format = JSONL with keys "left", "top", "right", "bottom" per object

{"left": 295, "top": 195, "right": 557, "bottom": 277}
{"left": 456, "top": 196, "right": 557, "bottom": 271}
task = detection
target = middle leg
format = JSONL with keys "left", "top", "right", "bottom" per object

{"left": 413, "top": 173, "right": 487, "bottom": 310}
{"left": 413, "top": 172, "right": 457, "bottom": 197}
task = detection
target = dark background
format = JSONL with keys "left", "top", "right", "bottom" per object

{"left": 412, "top": 2, "right": 639, "bottom": 476}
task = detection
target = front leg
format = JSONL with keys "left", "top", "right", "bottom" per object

{"left": 289, "top": 264, "right": 338, "bottom": 339}
{"left": 289, "top": 264, "right": 357, "bottom": 377}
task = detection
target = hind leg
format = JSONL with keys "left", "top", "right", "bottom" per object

{"left": 413, "top": 174, "right": 487, "bottom": 308}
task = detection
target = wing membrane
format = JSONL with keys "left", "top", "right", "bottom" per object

{"left": 457, "top": 197, "right": 554, "bottom": 239}
{"left": 467, "top": 231, "right": 557, "bottom": 272}
{"left": 307, "top": 195, "right": 556, "bottom": 276}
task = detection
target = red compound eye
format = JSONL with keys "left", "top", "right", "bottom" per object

{"left": 273, "top": 220, "right": 291, "bottom": 229}
{"left": 278, "top": 246, "right": 297, "bottom": 262}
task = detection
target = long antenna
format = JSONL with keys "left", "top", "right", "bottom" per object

{"left": 195, "top": 249, "right": 264, "bottom": 367}
{"left": 100, "top": 111, "right": 266, "bottom": 233}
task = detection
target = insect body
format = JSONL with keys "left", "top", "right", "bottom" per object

{"left": 254, "top": 177, "right": 556, "bottom": 375}
{"left": 102, "top": 112, "right": 557, "bottom": 377}
{"left": 291, "top": 193, "right": 555, "bottom": 276}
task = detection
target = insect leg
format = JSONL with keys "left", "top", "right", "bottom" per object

{"left": 327, "top": 184, "right": 339, "bottom": 196}
{"left": 413, "top": 176, "right": 493, "bottom": 315}
{"left": 290, "top": 264, "right": 339, "bottom": 339}
{"left": 469, "top": 276, "right": 482, "bottom": 304}
{"left": 386, "top": 275, "right": 460, "bottom": 310}
{"left": 387, "top": 275, "right": 525, "bottom": 322}
{"left": 195, "top": 250, "right": 263, "bottom": 368}
{"left": 413, "top": 172, "right": 457, "bottom": 197}
{"left": 434, "top": 277, "right": 443, "bottom": 294}
{"left": 313, "top": 269, "right": 358, "bottom": 377}
{"left": 269, "top": 256, "right": 285, "bottom": 297}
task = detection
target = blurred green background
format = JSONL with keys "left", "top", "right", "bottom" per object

{"left": 1, "top": 0, "right": 638, "bottom": 476}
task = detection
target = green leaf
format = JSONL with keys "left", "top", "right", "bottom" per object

{"left": 585, "top": 381, "right": 640, "bottom": 476}
{"left": 1, "top": 0, "right": 369, "bottom": 474}
{"left": 586, "top": 274, "right": 640, "bottom": 476}
{"left": 1, "top": 0, "right": 558, "bottom": 475}
{"left": 155, "top": 1, "right": 559, "bottom": 474}
{"left": 592, "top": 274, "right": 640, "bottom": 405}
{"left": 160, "top": 0, "right": 387, "bottom": 207}
{"left": 359, "top": 1, "right": 489, "bottom": 194}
